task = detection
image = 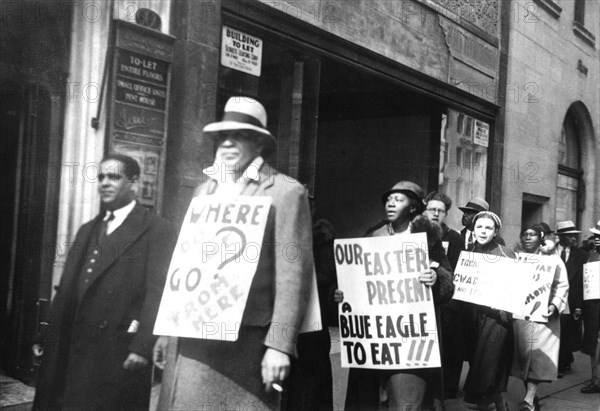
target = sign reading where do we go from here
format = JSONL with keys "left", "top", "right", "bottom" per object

{"left": 334, "top": 233, "right": 441, "bottom": 370}
{"left": 154, "top": 195, "right": 272, "bottom": 341}
{"left": 154, "top": 195, "right": 321, "bottom": 341}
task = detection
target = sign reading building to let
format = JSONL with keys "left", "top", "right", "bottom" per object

{"left": 221, "top": 26, "right": 263, "bottom": 77}
{"left": 334, "top": 234, "right": 441, "bottom": 370}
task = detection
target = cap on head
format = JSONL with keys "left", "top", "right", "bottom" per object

{"left": 589, "top": 220, "right": 600, "bottom": 235}
{"left": 555, "top": 220, "right": 581, "bottom": 235}
{"left": 458, "top": 197, "right": 489, "bottom": 213}
{"left": 203, "top": 96, "right": 276, "bottom": 155}
{"left": 381, "top": 181, "right": 426, "bottom": 213}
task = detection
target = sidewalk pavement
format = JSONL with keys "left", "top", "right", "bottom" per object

{"left": 330, "top": 327, "right": 600, "bottom": 410}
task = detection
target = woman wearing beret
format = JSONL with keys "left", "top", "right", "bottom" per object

{"left": 462, "top": 211, "right": 515, "bottom": 411}
{"left": 511, "top": 224, "right": 568, "bottom": 411}
{"left": 336, "top": 181, "right": 454, "bottom": 410}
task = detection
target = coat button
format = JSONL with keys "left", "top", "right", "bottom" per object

{"left": 93, "top": 250, "right": 99, "bottom": 255}
{"left": 90, "top": 258, "right": 96, "bottom": 263}
{"left": 99, "top": 320, "right": 108, "bottom": 329}
{"left": 86, "top": 268, "right": 93, "bottom": 273}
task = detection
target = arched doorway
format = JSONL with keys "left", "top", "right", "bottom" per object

{"left": 555, "top": 102, "right": 596, "bottom": 232}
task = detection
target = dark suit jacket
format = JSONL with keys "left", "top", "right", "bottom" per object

{"left": 33, "top": 205, "right": 177, "bottom": 411}
{"left": 564, "top": 246, "right": 587, "bottom": 311}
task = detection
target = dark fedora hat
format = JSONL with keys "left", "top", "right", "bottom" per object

{"left": 458, "top": 197, "right": 489, "bottom": 213}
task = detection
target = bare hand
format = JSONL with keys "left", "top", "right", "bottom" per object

{"left": 32, "top": 344, "right": 43, "bottom": 357}
{"left": 418, "top": 268, "right": 437, "bottom": 287}
{"left": 261, "top": 348, "right": 290, "bottom": 392}
{"left": 123, "top": 352, "right": 149, "bottom": 371}
{"left": 153, "top": 336, "right": 169, "bottom": 370}
{"left": 333, "top": 289, "right": 344, "bottom": 303}
{"left": 543, "top": 304, "right": 557, "bottom": 318}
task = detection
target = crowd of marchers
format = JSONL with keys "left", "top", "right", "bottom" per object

{"left": 31, "top": 97, "right": 600, "bottom": 411}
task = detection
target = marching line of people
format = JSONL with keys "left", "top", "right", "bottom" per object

{"left": 30, "top": 97, "right": 600, "bottom": 411}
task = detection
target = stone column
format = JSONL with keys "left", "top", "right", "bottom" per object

{"left": 162, "top": 0, "right": 222, "bottom": 225}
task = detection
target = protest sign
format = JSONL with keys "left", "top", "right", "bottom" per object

{"left": 154, "top": 195, "right": 272, "bottom": 341}
{"left": 452, "top": 251, "right": 516, "bottom": 312}
{"left": 453, "top": 251, "right": 558, "bottom": 322}
{"left": 334, "top": 233, "right": 440, "bottom": 370}
{"left": 512, "top": 253, "right": 556, "bottom": 323}
{"left": 584, "top": 261, "right": 600, "bottom": 300}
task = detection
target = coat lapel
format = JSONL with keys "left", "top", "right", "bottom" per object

{"left": 77, "top": 205, "right": 150, "bottom": 301}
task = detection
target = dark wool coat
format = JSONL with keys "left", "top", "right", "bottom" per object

{"left": 33, "top": 205, "right": 177, "bottom": 411}
{"left": 582, "top": 250, "right": 600, "bottom": 355}
{"left": 345, "top": 215, "right": 454, "bottom": 410}
{"left": 463, "top": 240, "right": 516, "bottom": 399}
{"left": 561, "top": 246, "right": 587, "bottom": 354}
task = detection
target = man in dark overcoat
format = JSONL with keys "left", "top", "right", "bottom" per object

{"left": 555, "top": 220, "right": 587, "bottom": 376}
{"left": 33, "top": 154, "right": 177, "bottom": 410}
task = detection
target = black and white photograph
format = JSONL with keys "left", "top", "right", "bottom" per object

{"left": 1, "top": 1, "right": 599, "bottom": 410}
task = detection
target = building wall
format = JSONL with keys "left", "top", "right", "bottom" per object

{"left": 502, "top": 0, "right": 599, "bottom": 243}
{"left": 254, "top": 0, "right": 502, "bottom": 104}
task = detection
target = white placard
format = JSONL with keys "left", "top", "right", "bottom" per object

{"left": 154, "top": 196, "right": 271, "bottom": 341}
{"left": 584, "top": 261, "right": 600, "bottom": 300}
{"left": 474, "top": 120, "right": 489, "bottom": 148}
{"left": 512, "top": 253, "right": 556, "bottom": 322}
{"left": 453, "top": 251, "right": 558, "bottom": 322}
{"left": 221, "top": 26, "right": 263, "bottom": 77}
{"left": 335, "top": 233, "right": 440, "bottom": 370}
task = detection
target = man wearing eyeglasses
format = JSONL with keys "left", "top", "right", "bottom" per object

{"left": 423, "top": 192, "right": 465, "bottom": 403}
{"left": 33, "top": 154, "right": 177, "bottom": 411}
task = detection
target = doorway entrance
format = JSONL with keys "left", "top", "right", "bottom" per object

{"left": 0, "top": 82, "right": 52, "bottom": 382}
{"left": 314, "top": 59, "right": 445, "bottom": 237}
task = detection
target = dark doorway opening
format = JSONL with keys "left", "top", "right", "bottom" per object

{"left": 314, "top": 59, "right": 445, "bottom": 237}
{"left": 0, "top": 82, "right": 52, "bottom": 382}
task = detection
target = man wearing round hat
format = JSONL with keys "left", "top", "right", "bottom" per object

{"left": 554, "top": 220, "right": 587, "bottom": 376}
{"left": 581, "top": 221, "right": 600, "bottom": 393}
{"left": 459, "top": 197, "right": 505, "bottom": 249}
{"left": 155, "top": 97, "right": 314, "bottom": 409}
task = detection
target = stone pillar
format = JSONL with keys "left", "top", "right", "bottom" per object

{"left": 163, "top": 0, "right": 222, "bottom": 225}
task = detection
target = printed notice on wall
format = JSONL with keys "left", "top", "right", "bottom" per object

{"left": 334, "top": 234, "right": 440, "bottom": 370}
{"left": 474, "top": 120, "right": 489, "bottom": 147}
{"left": 583, "top": 261, "right": 600, "bottom": 300}
{"left": 221, "top": 26, "right": 263, "bottom": 77}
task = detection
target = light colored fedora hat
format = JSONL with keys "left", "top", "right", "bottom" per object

{"left": 555, "top": 220, "right": 581, "bottom": 235}
{"left": 458, "top": 197, "right": 489, "bottom": 213}
{"left": 203, "top": 97, "right": 276, "bottom": 145}
{"left": 590, "top": 220, "right": 600, "bottom": 235}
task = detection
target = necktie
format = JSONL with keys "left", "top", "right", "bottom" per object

{"left": 98, "top": 212, "right": 114, "bottom": 242}
{"left": 560, "top": 247, "right": 567, "bottom": 263}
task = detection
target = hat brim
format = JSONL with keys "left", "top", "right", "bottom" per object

{"left": 589, "top": 228, "right": 600, "bottom": 235}
{"left": 555, "top": 229, "right": 581, "bottom": 234}
{"left": 458, "top": 206, "right": 482, "bottom": 213}
{"left": 203, "top": 121, "right": 276, "bottom": 143}
{"left": 381, "top": 190, "right": 426, "bottom": 212}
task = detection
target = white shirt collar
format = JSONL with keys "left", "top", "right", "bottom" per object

{"left": 104, "top": 200, "right": 136, "bottom": 235}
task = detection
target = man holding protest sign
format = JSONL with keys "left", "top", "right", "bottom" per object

{"left": 154, "top": 97, "right": 314, "bottom": 410}
{"left": 337, "top": 181, "right": 454, "bottom": 411}
{"left": 581, "top": 221, "right": 600, "bottom": 394}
